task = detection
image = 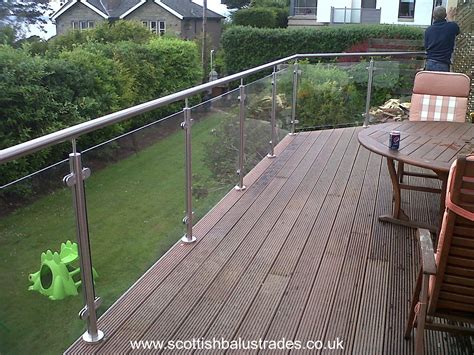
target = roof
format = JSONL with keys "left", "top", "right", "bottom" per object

{"left": 52, "top": 0, "right": 224, "bottom": 21}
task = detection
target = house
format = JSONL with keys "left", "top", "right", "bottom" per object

{"left": 289, "top": 0, "right": 455, "bottom": 27}
{"left": 52, "top": 0, "right": 224, "bottom": 49}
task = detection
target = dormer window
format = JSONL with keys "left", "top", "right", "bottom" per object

{"left": 142, "top": 20, "right": 166, "bottom": 35}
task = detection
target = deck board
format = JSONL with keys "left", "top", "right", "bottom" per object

{"left": 66, "top": 127, "right": 473, "bottom": 355}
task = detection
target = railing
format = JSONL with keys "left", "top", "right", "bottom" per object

{"left": 330, "top": 7, "right": 381, "bottom": 24}
{"left": 294, "top": 6, "right": 317, "bottom": 16}
{"left": 0, "top": 51, "right": 425, "bottom": 353}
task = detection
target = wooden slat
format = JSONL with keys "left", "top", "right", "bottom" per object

{"left": 259, "top": 130, "right": 362, "bottom": 352}
{"left": 96, "top": 132, "right": 322, "bottom": 354}
{"left": 71, "top": 133, "right": 310, "bottom": 355}
{"left": 142, "top": 129, "right": 340, "bottom": 353}
{"left": 63, "top": 127, "right": 474, "bottom": 355}
{"left": 291, "top": 137, "right": 371, "bottom": 350}
{"left": 352, "top": 156, "right": 393, "bottom": 354}
{"left": 161, "top": 130, "right": 344, "bottom": 352}
{"left": 201, "top": 129, "right": 359, "bottom": 351}
{"left": 323, "top": 151, "right": 383, "bottom": 351}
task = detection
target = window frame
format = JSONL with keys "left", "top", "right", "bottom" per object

{"left": 143, "top": 20, "right": 166, "bottom": 36}
{"left": 71, "top": 20, "right": 94, "bottom": 30}
{"left": 398, "top": 0, "right": 416, "bottom": 19}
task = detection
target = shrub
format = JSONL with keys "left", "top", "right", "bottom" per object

{"left": 351, "top": 60, "right": 421, "bottom": 106}
{"left": 293, "top": 64, "right": 365, "bottom": 128}
{"left": 273, "top": 7, "right": 289, "bottom": 28}
{"left": 233, "top": 7, "right": 288, "bottom": 28}
{"left": 233, "top": 8, "right": 278, "bottom": 28}
{"left": 46, "top": 20, "right": 152, "bottom": 53}
{"left": 0, "top": 37, "right": 202, "bottom": 197}
{"left": 222, "top": 25, "right": 424, "bottom": 74}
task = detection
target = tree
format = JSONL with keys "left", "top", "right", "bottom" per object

{"left": 221, "top": 0, "right": 251, "bottom": 9}
{"left": 0, "top": 0, "right": 50, "bottom": 35}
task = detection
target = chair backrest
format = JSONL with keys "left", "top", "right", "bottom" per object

{"left": 428, "top": 155, "right": 474, "bottom": 318}
{"left": 409, "top": 71, "right": 471, "bottom": 122}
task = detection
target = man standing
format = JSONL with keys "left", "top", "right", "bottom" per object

{"left": 424, "top": 6, "right": 460, "bottom": 72}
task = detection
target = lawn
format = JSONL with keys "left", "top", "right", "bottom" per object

{"left": 0, "top": 112, "right": 235, "bottom": 355}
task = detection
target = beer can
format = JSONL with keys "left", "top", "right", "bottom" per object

{"left": 389, "top": 131, "right": 400, "bottom": 150}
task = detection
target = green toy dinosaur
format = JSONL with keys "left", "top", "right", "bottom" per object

{"left": 28, "top": 241, "right": 98, "bottom": 300}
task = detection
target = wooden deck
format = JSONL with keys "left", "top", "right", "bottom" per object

{"left": 66, "top": 127, "right": 473, "bottom": 354}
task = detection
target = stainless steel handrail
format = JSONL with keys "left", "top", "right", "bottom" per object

{"left": 0, "top": 51, "right": 424, "bottom": 164}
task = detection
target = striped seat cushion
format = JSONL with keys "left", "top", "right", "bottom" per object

{"left": 409, "top": 71, "right": 470, "bottom": 122}
{"left": 410, "top": 94, "right": 468, "bottom": 122}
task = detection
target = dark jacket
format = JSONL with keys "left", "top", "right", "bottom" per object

{"left": 424, "top": 19, "right": 460, "bottom": 64}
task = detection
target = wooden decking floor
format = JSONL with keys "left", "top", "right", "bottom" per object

{"left": 66, "top": 127, "right": 474, "bottom": 354}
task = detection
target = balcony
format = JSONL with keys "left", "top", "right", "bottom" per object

{"left": 1, "top": 52, "right": 473, "bottom": 354}
{"left": 288, "top": 0, "right": 319, "bottom": 27}
{"left": 330, "top": 7, "right": 381, "bottom": 25}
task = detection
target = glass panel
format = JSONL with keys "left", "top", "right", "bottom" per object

{"left": 80, "top": 109, "right": 185, "bottom": 315}
{"left": 190, "top": 90, "right": 240, "bottom": 225}
{"left": 296, "top": 62, "right": 367, "bottom": 130}
{"left": 275, "top": 64, "right": 294, "bottom": 135}
{"left": 366, "top": 59, "right": 424, "bottom": 125}
{"left": 0, "top": 159, "right": 84, "bottom": 354}
{"left": 243, "top": 74, "right": 274, "bottom": 175}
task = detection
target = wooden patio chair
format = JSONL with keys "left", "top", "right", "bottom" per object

{"left": 398, "top": 71, "right": 471, "bottom": 184}
{"left": 405, "top": 154, "right": 474, "bottom": 354}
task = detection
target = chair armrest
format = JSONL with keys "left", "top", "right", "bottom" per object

{"left": 418, "top": 228, "right": 437, "bottom": 275}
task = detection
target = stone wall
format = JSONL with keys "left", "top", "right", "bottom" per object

{"left": 55, "top": 2, "right": 106, "bottom": 35}
{"left": 453, "top": 0, "right": 473, "bottom": 115}
{"left": 181, "top": 19, "right": 222, "bottom": 50}
{"left": 124, "top": 2, "right": 182, "bottom": 37}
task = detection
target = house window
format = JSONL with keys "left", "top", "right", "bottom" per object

{"left": 398, "top": 0, "right": 415, "bottom": 19}
{"left": 71, "top": 20, "right": 94, "bottom": 30}
{"left": 142, "top": 20, "right": 166, "bottom": 35}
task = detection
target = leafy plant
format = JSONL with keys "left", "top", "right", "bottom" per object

{"left": 233, "top": 7, "right": 288, "bottom": 28}
{"left": 222, "top": 25, "right": 424, "bottom": 74}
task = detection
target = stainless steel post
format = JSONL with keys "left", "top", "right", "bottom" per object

{"left": 267, "top": 67, "right": 277, "bottom": 158}
{"left": 235, "top": 79, "right": 246, "bottom": 191}
{"left": 290, "top": 62, "right": 299, "bottom": 136}
{"left": 63, "top": 140, "right": 103, "bottom": 344}
{"left": 181, "top": 99, "right": 196, "bottom": 243}
{"left": 364, "top": 58, "right": 375, "bottom": 128}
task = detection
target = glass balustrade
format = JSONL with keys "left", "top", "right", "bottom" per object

{"left": 242, "top": 74, "right": 276, "bottom": 173}
{"left": 364, "top": 59, "right": 425, "bottom": 126}
{"left": 295, "top": 57, "right": 424, "bottom": 130}
{"left": 191, "top": 89, "right": 240, "bottom": 223}
{"left": 0, "top": 53, "right": 425, "bottom": 354}
{"left": 80, "top": 110, "right": 187, "bottom": 313}
{"left": 0, "top": 161, "right": 84, "bottom": 354}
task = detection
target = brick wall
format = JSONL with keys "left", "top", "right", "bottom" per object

{"left": 452, "top": 0, "right": 473, "bottom": 115}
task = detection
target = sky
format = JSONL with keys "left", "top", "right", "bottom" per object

{"left": 30, "top": 0, "right": 230, "bottom": 39}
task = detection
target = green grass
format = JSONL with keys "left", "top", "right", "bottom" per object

{"left": 0, "top": 113, "right": 234, "bottom": 355}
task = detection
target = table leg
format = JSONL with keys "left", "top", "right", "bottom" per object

{"left": 435, "top": 171, "right": 448, "bottom": 235}
{"left": 387, "top": 157, "right": 406, "bottom": 219}
{"left": 437, "top": 172, "right": 448, "bottom": 214}
{"left": 379, "top": 158, "right": 437, "bottom": 232}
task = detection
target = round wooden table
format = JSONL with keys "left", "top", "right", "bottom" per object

{"left": 358, "top": 121, "right": 474, "bottom": 231}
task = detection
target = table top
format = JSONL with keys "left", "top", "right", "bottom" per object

{"left": 358, "top": 121, "right": 474, "bottom": 173}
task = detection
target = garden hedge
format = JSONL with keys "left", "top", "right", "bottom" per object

{"left": 233, "top": 7, "right": 288, "bottom": 28}
{"left": 222, "top": 25, "right": 424, "bottom": 74}
{"left": 0, "top": 34, "right": 202, "bottom": 195}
